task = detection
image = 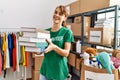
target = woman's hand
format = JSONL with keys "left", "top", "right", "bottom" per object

{"left": 44, "top": 38, "right": 56, "bottom": 53}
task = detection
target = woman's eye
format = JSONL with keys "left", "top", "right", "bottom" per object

{"left": 59, "top": 12, "right": 63, "bottom": 16}
{"left": 54, "top": 11, "right": 57, "bottom": 14}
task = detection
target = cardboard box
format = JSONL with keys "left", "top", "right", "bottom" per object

{"left": 88, "top": 27, "right": 113, "bottom": 45}
{"left": 75, "top": 57, "right": 82, "bottom": 71}
{"left": 74, "top": 16, "right": 91, "bottom": 23}
{"left": 71, "top": 23, "right": 90, "bottom": 36}
{"left": 70, "top": 0, "right": 120, "bottom": 15}
{"left": 68, "top": 53, "right": 76, "bottom": 67}
{"left": 79, "top": 0, "right": 109, "bottom": 13}
{"left": 97, "top": 49, "right": 113, "bottom": 53}
{"left": 33, "top": 56, "right": 44, "bottom": 70}
{"left": 80, "top": 63, "right": 119, "bottom": 80}
{"left": 81, "top": 46, "right": 90, "bottom": 53}
{"left": 32, "top": 70, "right": 40, "bottom": 80}
{"left": 70, "top": 0, "right": 80, "bottom": 15}
{"left": 71, "top": 16, "right": 91, "bottom": 36}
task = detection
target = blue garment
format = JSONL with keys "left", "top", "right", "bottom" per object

{"left": 8, "top": 34, "right": 13, "bottom": 67}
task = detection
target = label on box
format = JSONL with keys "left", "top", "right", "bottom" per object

{"left": 85, "top": 71, "right": 114, "bottom": 80}
{"left": 89, "top": 31, "right": 101, "bottom": 43}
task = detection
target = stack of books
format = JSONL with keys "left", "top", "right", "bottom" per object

{"left": 94, "top": 19, "right": 113, "bottom": 28}
{"left": 19, "top": 27, "right": 50, "bottom": 53}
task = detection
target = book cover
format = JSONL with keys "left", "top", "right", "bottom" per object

{"left": 19, "top": 37, "right": 47, "bottom": 43}
{"left": 21, "top": 27, "right": 36, "bottom": 32}
{"left": 22, "top": 32, "right": 50, "bottom": 39}
{"left": 25, "top": 47, "right": 41, "bottom": 52}
{"left": 19, "top": 41, "right": 48, "bottom": 47}
{"left": 25, "top": 46, "right": 46, "bottom": 53}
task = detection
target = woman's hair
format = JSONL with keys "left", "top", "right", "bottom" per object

{"left": 112, "top": 49, "right": 120, "bottom": 57}
{"left": 56, "top": 5, "right": 69, "bottom": 27}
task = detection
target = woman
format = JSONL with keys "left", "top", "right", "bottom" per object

{"left": 40, "top": 5, "right": 74, "bottom": 80}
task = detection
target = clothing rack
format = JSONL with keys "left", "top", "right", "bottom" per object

{"left": 0, "top": 28, "right": 26, "bottom": 80}
{"left": 0, "top": 28, "right": 21, "bottom": 32}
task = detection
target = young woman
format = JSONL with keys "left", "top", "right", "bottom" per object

{"left": 40, "top": 5, "right": 74, "bottom": 80}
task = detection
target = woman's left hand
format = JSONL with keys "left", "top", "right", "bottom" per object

{"left": 44, "top": 38, "right": 56, "bottom": 53}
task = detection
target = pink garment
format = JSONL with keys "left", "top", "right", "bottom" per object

{"left": 0, "top": 49, "right": 2, "bottom": 75}
{"left": 111, "top": 56, "right": 120, "bottom": 69}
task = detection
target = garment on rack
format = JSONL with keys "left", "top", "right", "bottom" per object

{"left": 19, "top": 46, "right": 26, "bottom": 66}
{"left": 6, "top": 33, "right": 10, "bottom": 68}
{"left": 25, "top": 51, "right": 28, "bottom": 67}
{"left": 1, "top": 35, "right": 4, "bottom": 71}
{"left": 8, "top": 33, "right": 13, "bottom": 67}
{"left": 2, "top": 33, "right": 7, "bottom": 78}
{"left": 2, "top": 33, "right": 7, "bottom": 70}
{"left": 12, "top": 33, "right": 17, "bottom": 71}
{"left": 16, "top": 33, "right": 20, "bottom": 72}
{"left": 0, "top": 35, "right": 2, "bottom": 75}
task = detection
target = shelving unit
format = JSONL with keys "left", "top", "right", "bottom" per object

{"left": 67, "top": 5, "right": 120, "bottom": 80}
{"left": 67, "top": 5, "right": 120, "bottom": 49}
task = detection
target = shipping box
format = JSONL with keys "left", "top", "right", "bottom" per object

{"left": 71, "top": 23, "right": 89, "bottom": 36}
{"left": 80, "top": 64, "right": 119, "bottom": 80}
{"left": 69, "top": 0, "right": 120, "bottom": 15}
{"left": 88, "top": 27, "right": 113, "bottom": 45}
{"left": 68, "top": 53, "right": 76, "bottom": 67}
{"left": 75, "top": 57, "right": 82, "bottom": 71}
{"left": 70, "top": 0, "right": 80, "bottom": 15}
{"left": 32, "top": 70, "right": 40, "bottom": 80}
{"left": 79, "top": 0, "right": 110, "bottom": 13}
{"left": 33, "top": 56, "right": 44, "bottom": 71}
{"left": 71, "top": 16, "right": 91, "bottom": 36}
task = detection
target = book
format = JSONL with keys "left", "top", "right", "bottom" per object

{"left": 19, "top": 42, "right": 36, "bottom": 47}
{"left": 19, "top": 41, "right": 48, "bottom": 47}
{"left": 22, "top": 32, "right": 50, "bottom": 39}
{"left": 36, "top": 28, "right": 50, "bottom": 34}
{"left": 19, "top": 37, "right": 47, "bottom": 43}
{"left": 25, "top": 47, "right": 41, "bottom": 52}
{"left": 25, "top": 46, "right": 46, "bottom": 53}
{"left": 21, "top": 27, "right": 36, "bottom": 32}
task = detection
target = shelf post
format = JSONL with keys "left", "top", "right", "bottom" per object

{"left": 114, "top": 5, "right": 119, "bottom": 49}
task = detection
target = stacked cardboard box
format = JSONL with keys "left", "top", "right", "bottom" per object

{"left": 67, "top": 0, "right": 120, "bottom": 15}
{"left": 68, "top": 53, "right": 76, "bottom": 67}
{"left": 88, "top": 27, "right": 114, "bottom": 45}
{"left": 71, "top": 16, "right": 91, "bottom": 36}
{"left": 32, "top": 54, "right": 44, "bottom": 80}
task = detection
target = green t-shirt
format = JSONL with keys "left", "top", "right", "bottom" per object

{"left": 40, "top": 27, "right": 74, "bottom": 80}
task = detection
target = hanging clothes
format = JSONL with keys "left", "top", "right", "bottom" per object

{"left": 16, "top": 33, "right": 20, "bottom": 72}
{"left": 25, "top": 51, "right": 28, "bottom": 68}
{"left": 0, "top": 34, "right": 3, "bottom": 75}
{"left": 2, "top": 33, "right": 7, "bottom": 70}
{"left": 12, "top": 33, "right": 17, "bottom": 71}
{"left": 19, "top": 46, "right": 26, "bottom": 66}
{"left": 6, "top": 33, "right": 10, "bottom": 68}
{"left": 2, "top": 33, "right": 7, "bottom": 78}
{"left": 8, "top": 33, "right": 13, "bottom": 67}
{"left": 1, "top": 34, "right": 4, "bottom": 71}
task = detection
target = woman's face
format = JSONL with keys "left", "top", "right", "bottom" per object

{"left": 116, "top": 52, "right": 120, "bottom": 60}
{"left": 53, "top": 7, "right": 66, "bottom": 25}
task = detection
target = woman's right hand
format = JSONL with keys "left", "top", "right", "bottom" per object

{"left": 44, "top": 39, "right": 57, "bottom": 53}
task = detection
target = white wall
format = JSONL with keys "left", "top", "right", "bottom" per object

{"left": 0, "top": 0, "right": 76, "bottom": 80}
{"left": 0, "top": 0, "right": 76, "bottom": 29}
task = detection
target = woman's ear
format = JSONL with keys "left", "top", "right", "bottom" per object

{"left": 64, "top": 17, "right": 67, "bottom": 21}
